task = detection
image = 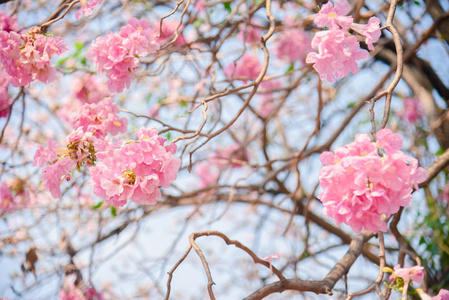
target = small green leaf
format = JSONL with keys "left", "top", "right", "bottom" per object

{"left": 413, "top": 0, "right": 420, "bottom": 5}
{"left": 193, "top": 18, "right": 204, "bottom": 29}
{"left": 55, "top": 57, "right": 69, "bottom": 67}
{"left": 74, "top": 42, "right": 84, "bottom": 51}
{"left": 285, "top": 63, "right": 295, "bottom": 74}
{"left": 80, "top": 57, "right": 87, "bottom": 66}
{"left": 223, "top": 2, "right": 232, "bottom": 13}
{"left": 92, "top": 201, "right": 104, "bottom": 210}
{"left": 111, "top": 206, "right": 117, "bottom": 217}
{"left": 167, "top": 132, "right": 171, "bottom": 140}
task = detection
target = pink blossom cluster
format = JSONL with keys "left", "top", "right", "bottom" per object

{"left": 275, "top": 29, "right": 312, "bottom": 63}
{"left": 224, "top": 53, "right": 262, "bottom": 82}
{"left": 0, "top": 69, "right": 12, "bottom": 118}
{"left": 75, "top": 0, "right": 103, "bottom": 20}
{"left": 87, "top": 18, "right": 160, "bottom": 93}
{"left": 0, "top": 27, "right": 68, "bottom": 87}
{"left": 195, "top": 163, "right": 219, "bottom": 188}
{"left": 70, "top": 97, "right": 128, "bottom": 139}
{"left": 398, "top": 97, "right": 424, "bottom": 123}
{"left": 0, "top": 179, "right": 31, "bottom": 212}
{"left": 89, "top": 127, "right": 180, "bottom": 207}
{"left": 34, "top": 99, "right": 127, "bottom": 198}
{"left": 318, "top": 129, "right": 427, "bottom": 233}
{"left": 306, "top": 0, "right": 381, "bottom": 83}
{"left": 0, "top": 10, "right": 18, "bottom": 32}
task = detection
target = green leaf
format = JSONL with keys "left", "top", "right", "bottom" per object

{"left": 92, "top": 201, "right": 104, "bottom": 210}
{"left": 223, "top": 2, "right": 232, "bottom": 13}
{"left": 111, "top": 206, "right": 117, "bottom": 217}
{"left": 55, "top": 57, "right": 69, "bottom": 67}
{"left": 80, "top": 57, "right": 87, "bottom": 66}
{"left": 74, "top": 42, "right": 84, "bottom": 51}
{"left": 285, "top": 63, "right": 295, "bottom": 74}
{"left": 193, "top": 18, "right": 204, "bottom": 29}
{"left": 167, "top": 132, "right": 171, "bottom": 140}
{"left": 413, "top": 0, "right": 420, "bottom": 5}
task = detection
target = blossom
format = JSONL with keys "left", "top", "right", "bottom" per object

{"left": 0, "top": 179, "right": 30, "bottom": 212}
{"left": 238, "top": 24, "right": 261, "bottom": 44}
{"left": 224, "top": 53, "right": 262, "bottom": 82}
{"left": 433, "top": 289, "right": 449, "bottom": 300}
{"left": 32, "top": 139, "right": 61, "bottom": 168}
{"left": 275, "top": 29, "right": 312, "bottom": 63}
{"left": 0, "top": 10, "right": 18, "bottom": 32}
{"left": 41, "top": 156, "right": 76, "bottom": 199}
{"left": 392, "top": 264, "right": 424, "bottom": 284}
{"left": 0, "top": 28, "right": 68, "bottom": 87}
{"left": 306, "top": 28, "right": 368, "bottom": 83}
{"left": 307, "top": 1, "right": 380, "bottom": 82}
{"left": 398, "top": 97, "right": 424, "bottom": 123}
{"left": 75, "top": 0, "right": 103, "bottom": 20}
{"left": 210, "top": 143, "right": 249, "bottom": 169}
{"left": 258, "top": 80, "right": 282, "bottom": 117}
{"left": 72, "top": 74, "right": 108, "bottom": 104}
{"left": 153, "top": 19, "right": 186, "bottom": 46}
{"left": 318, "top": 129, "right": 427, "bottom": 233}
{"left": 87, "top": 18, "right": 159, "bottom": 93}
{"left": 89, "top": 126, "right": 181, "bottom": 207}
{"left": 350, "top": 17, "right": 381, "bottom": 51}
{"left": 195, "top": 163, "right": 219, "bottom": 188}
{"left": 313, "top": 0, "right": 353, "bottom": 30}
{"left": 70, "top": 98, "right": 128, "bottom": 138}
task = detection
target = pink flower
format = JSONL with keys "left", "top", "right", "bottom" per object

{"left": 224, "top": 53, "right": 262, "bottom": 82}
{"left": 0, "top": 29, "right": 68, "bottom": 87}
{"left": 393, "top": 264, "right": 424, "bottom": 284}
{"left": 318, "top": 129, "right": 427, "bottom": 233}
{"left": 72, "top": 74, "right": 108, "bottom": 104}
{"left": 0, "top": 179, "right": 30, "bottom": 212}
{"left": 275, "top": 29, "right": 312, "bottom": 63}
{"left": 350, "top": 17, "right": 381, "bottom": 51}
{"left": 195, "top": 163, "right": 219, "bottom": 188}
{"left": 87, "top": 18, "right": 159, "bottom": 93}
{"left": 153, "top": 19, "right": 186, "bottom": 47}
{"left": 32, "top": 139, "right": 61, "bottom": 167}
{"left": 0, "top": 73, "right": 12, "bottom": 117}
{"left": 41, "top": 156, "right": 76, "bottom": 199}
{"left": 433, "top": 289, "right": 449, "bottom": 300}
{"left": 306, "top": 28, "right": 368, "bottom": 83}
{"left": 0, "top": 10, "right": 18, "bottom": 32}
{"left": 75, "top": 0, "right": 103, "bottom": 20}
{"left": 238, "top": 24, "right": 261, "bottom": 44}
{"left": 398, "top": 97, "right": 425, "bottom": 123}
{"left": 314, "top": 0, "right": 353, "bottom": 30}
{"left": 89, "top": 126, "right": 180, "bottom": 207}
{"left": 210, "top": 143, "right": 249, "bottom": 169}
{"left": 120, "top": 18, "right": 160, "bottom": 56}
{"left": 70, "top": 98, "right": 128, "bottom": 138}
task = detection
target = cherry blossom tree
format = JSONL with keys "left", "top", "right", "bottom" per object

{"left": 0, "top": 0, "right": 448, "bottom": 299}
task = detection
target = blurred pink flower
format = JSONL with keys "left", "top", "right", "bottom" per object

{"left": 0, "top": 10, "right": 18, "bottom": 32}
{"left": 238, "top": 24, "right": 261, "bottom": 44}
{"left": 75, "top": 0, "right": 103, "bottom": 20}
{"left": 275, "top": 29, "right": 312, "bottom": 63}
{"left": 72, "top": 75, "right": 108, "bottom": 104}
{"left": 318, "top": 129, "right": 427, "bottom": 233}
{"left": 224, "top": 53, "right": 262, "bottom": 82}
{"left": 210, "top": 143, "right": 249, "bottom": 169}
{"left": 195, "top": 163, "right": 219, "bottom": 188}
{"left": 433, "top": 289, "right": 449, "bottom": 300}
{"left": 398, "top": 97, "right": 424, "bottom": 123}
{"left": 154, "top": 19, "right": 186, "bottom": 46}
